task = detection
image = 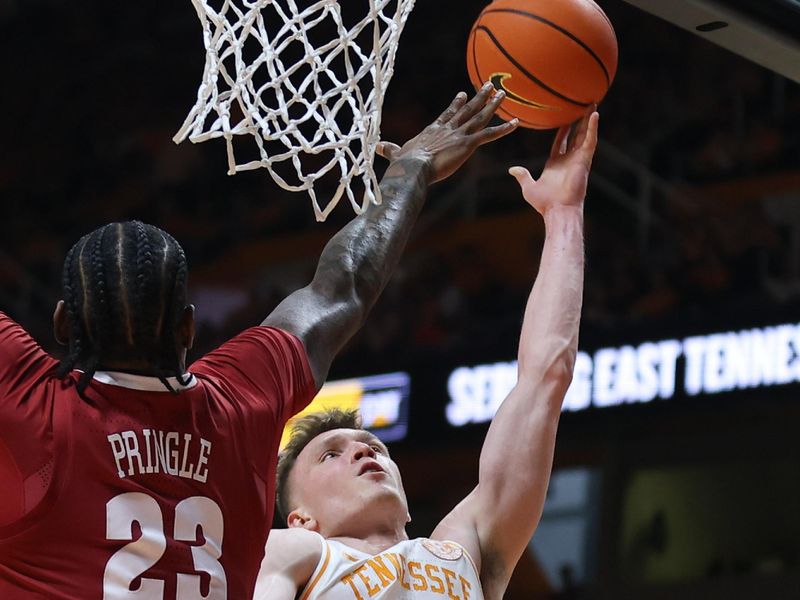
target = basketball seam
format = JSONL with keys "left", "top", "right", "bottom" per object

{"left": 481, "top": 7, "right": 612, "bottom": 86}
{"left": 476, "top": 25, "right": 592, "bottom": 107}
{"left": 469, "top": 34, "right": 543, "bottom": 128}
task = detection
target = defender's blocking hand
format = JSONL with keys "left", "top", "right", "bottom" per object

{"left": 376, "top": 83, "right": 519, "bottom": 184}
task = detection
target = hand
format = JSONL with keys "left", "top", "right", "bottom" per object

{"left": 376, "top": 83, "right": 519, "bottom": 184}
{"left": 509, "top": 109, "right": 599, "bottom": 216}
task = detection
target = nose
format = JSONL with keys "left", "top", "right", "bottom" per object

{"left": 350, "top": 441, "right": 376, "bottom": 462}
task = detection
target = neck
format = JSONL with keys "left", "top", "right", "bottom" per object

{"left": 322, "top": 500, "right": 409, "bottom": 555}
{"left": 330, "top": 524, "right": 409, "bottom": 556}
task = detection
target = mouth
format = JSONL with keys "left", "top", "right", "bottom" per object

{"left": 358, "top": 461, "right": 385, "bottom": 477}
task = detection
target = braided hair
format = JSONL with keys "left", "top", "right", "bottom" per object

{"left": 57, "top": 221, "right": 191, "bottom": 394}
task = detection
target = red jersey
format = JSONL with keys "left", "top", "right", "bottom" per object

{"left": 0, "top": 311, "right": 316, "bottom": 599}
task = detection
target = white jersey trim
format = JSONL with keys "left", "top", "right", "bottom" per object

{"left": 91, "top": 370, "right": 198, "bottom": 391}
{"left": 300, "top": 532, "right": 332, "bottom": 600}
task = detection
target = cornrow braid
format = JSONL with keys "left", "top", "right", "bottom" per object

{"left": 133, "top": 221, "right": 156, "bottom": 338}
{"left": 133, "top": 220, "right": 163, "bottom": 372}
{"left": 89, "top": 225, "right": 111, "bottom": 347}
{"left": 168, "top": 235, "right": 191, "bottom": 387}
{"left": 57, "top": 236, "right": 89, "bottom": 378}
{"left": 75, "top": 225, "right": 111, "bottom": 393}
{"left": 147, "top": 227, "right": 185, "bottom": 393}
{"left": 57, "top": 221, "right": 191, "bottom": 395}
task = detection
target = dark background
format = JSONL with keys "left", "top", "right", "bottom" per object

{"left": 2, "top": 0, "right": 799, "bottom": 597}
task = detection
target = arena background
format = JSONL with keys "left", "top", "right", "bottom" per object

{"left": 2, "top": 0, "right": 799, "bottom": 597}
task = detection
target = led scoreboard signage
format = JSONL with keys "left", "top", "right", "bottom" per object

{"left": 445, "top": 323, "right": 800, "bottom": 426}
{"left": 280, "top": 372, "right": 410, "bottom": 447}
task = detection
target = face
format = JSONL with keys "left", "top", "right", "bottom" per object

{"left": 287, "top": 429, "right": 409, "bottom": 535}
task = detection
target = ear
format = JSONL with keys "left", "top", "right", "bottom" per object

{"left": 178, "top": 305, "right": 196, "bottom": 350}
{"left": 53, "top": 300, "right": 70, "bottom": 346}
{"left": 287, "top": 508, "right": 319, "bottom": 532}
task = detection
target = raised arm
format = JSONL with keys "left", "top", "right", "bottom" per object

{"left": 263, "top": 85, "right": 517, "bottom": 389}
{"left": 432, "top": 111, "right": 599, "bottom": 595}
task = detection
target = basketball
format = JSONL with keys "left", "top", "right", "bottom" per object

{"left": 467, "top": 0, "right": 618, "bottom": 129}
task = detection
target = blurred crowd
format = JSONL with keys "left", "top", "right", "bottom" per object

{"left": 2, "top": 0, "right": 799, "bottom": 375}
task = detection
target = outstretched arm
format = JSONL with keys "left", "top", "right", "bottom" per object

{"left": 432, "top": 111, "right": 599, "bottom": 595}
{"left": 263, "top": 85, "right": 517, "bottom": 389}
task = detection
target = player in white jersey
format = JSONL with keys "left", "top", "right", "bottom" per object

{"left": 254, "top": 108, "right": 600, "bottom": 600}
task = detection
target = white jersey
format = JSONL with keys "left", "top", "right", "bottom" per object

{"left": 298, "top": 536, "right": 484, "bottom": 600}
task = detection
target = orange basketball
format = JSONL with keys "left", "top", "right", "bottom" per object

{"left": 467, "top": 0, "right": 618, "bottom": 129}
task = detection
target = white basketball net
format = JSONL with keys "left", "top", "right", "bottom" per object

{"left": 174, "top": 0, "right": 417, "bottom": 221}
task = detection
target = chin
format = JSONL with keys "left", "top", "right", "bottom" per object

{"left": 368, "top": 488, "right": 408, "bottom": 516}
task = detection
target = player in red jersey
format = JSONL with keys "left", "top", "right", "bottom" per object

{"left": 0, "top": 86, "right": 516, "bottom": 599}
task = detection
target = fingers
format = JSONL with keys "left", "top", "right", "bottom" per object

{"left": 435, "top": 91, "right": 469, "bottom": 126}
{"left": 450, "top": 82, "right": 496, "bottom": 128}
{"left": 550, "top": 125, "right": 570, "bottom": 158}
{"left": 569, "top": 104, "right": 596, "bottom": 153}
{"left": 508, "top": 166, "right": 533, "bottom": 185}
{"left": 471, "top": 118, "right": 519, "bottom": 146}
{"left": 375, "top": 141, "right": 401, "bottom": 161}
{"left": 550, "top": 107, "right": 599, "bottom": 159}
{"left": 464, "top": 89, "right": 507, "bottom": 134}
{"left": 580, "top": 111, "right": 600, "bottom": 156}
{"left": 508, "top": 165, "right": 536, "bottom": 200}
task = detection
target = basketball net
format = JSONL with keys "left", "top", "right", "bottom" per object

{"left": 174, "top": 0, "right": 416, "bottom": 221}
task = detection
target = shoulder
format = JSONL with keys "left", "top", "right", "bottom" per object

{"left": 0, "top": 311, "right": 58, "bottom": 386}
{"left": 430, "top": 491, "right": 483, "bottom": 570}
{"left": 192, "top": 326, "right": 309, "bottom": 375}
{"left": 190, "top": 326, "right": 315, "bottom": 410}
{"left": 0, "top": 311, "right": 40, "bottom": 351}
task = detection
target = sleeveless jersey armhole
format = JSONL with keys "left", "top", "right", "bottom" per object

{"left": 449, "top": 539, "right": 482, "bottom": 584}
{"left": 298, "top": 531, "right": 331, "bottom": 600}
